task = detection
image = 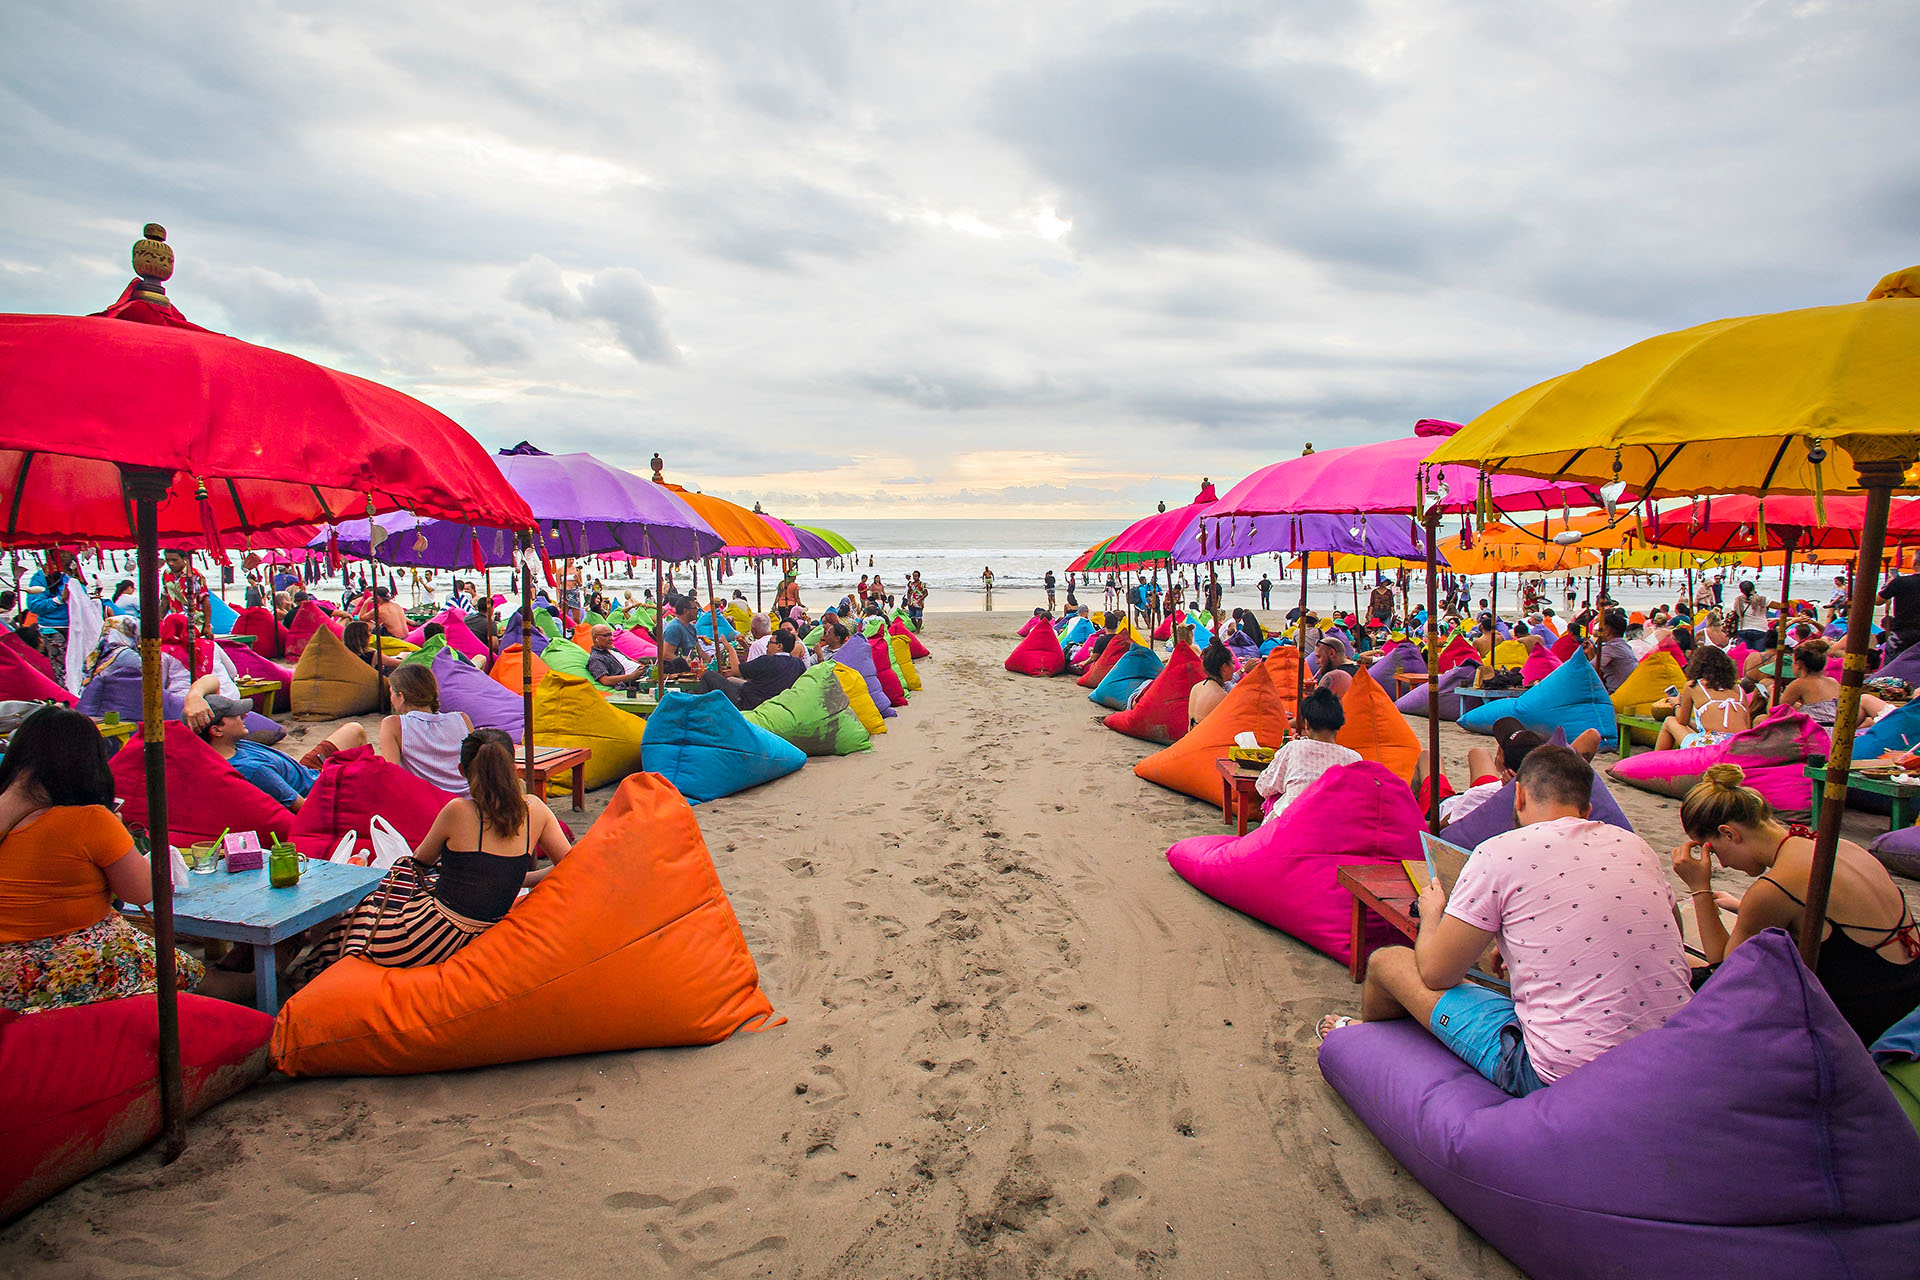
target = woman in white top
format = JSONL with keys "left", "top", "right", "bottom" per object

{"left": 378, "top": 663, "right": 475, "bottom": 796}
{"left": 1255, "top": 687, "right": 1360, "bottom": 819}
{"left": 1655, "top": 646, "right": 1750, "bottom": 751}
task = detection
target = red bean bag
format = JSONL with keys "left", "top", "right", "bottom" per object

{"left": 1153, "top": 611, "right": 1180, "bottom": 642}
{"left": 1550, "top": 630, "right": 1582, "bottom": 661}
{"left": 0, "top": 631, "right": 75, "bottom": 705}
{"left": 281, "top": 600, "right": 342, "bottom": 661}
{"left": 1134, "top": 650, "right": 1298, "bottom": 801}
{"left": 1104, "top": 643, "right": 1205, "bottom": 745}
{"left": 231, "top": 606, "right": 283, "bottom": 659}
{"left": 1076, "top": 634, "right": 1131, "bottom": 688}
{"left": 289, "top": 745, "right": 458, "bottom": 862}
{"left": 110, "top": 721, "right": 296, "bottom": 847}
{"left": 0, "top": 994, "right": 274, "bottom": 1221}
{"left": 271, "top": 771, "right": 783, "bottom": 1076}
{"left": 1166, "top": 761, "right": 1424, "bottom": 964}
{"left": 889, "top": 619, "right": 930, "bottom": 659}
{"left": 1609, "top": 707, "right": 1829, "bottom": 823}
{"left": 1435, "top": 635, "right": 1480, "bottom": 673}
{"left": 1338, "top": 667, "right": 1422, "bottom": 782}
{"left": 870, "top": 634, "right": 910, "bottom": 703}
{"left": 1004, "top": 622, "right": 1066, "bottom": 677}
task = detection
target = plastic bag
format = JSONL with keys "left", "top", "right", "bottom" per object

{"left": 367, "top": 816, "right": 410, "bottom": 870}
{"left": 331, "top": 829, "right": 362, "bottom": 865}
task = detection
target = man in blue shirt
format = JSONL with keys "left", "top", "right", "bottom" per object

{"left": 199, "top": 695, "right": 365, "bottom": 811}
{"left": 660, "top": 597, "right": 706, "bottom": 674}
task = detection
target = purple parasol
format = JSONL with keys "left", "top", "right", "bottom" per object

{"left": 317, "top": 443, "right": 724, "bottom": 566}
{"left": 1169, "top": 510, "right": 1433, "bottom": 564}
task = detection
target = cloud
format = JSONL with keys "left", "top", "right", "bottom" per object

{"left": 506, "top": 255, "right": 679, "bottom": 365}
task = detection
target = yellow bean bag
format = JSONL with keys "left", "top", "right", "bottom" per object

{"left": 1488, "top": 639, "right": 1528, "bottom": 672}
{"left": 270, "top": 771, "right": 782, "bottom": 1076}
{"left": 370, "top": 635, "right": 418, "bottom": 662}
{"left": 888, "top": 634, "right": 923, "bottom": 692}
{"left": 1611, "top": 650, "right": 1688, "bottom": 747}
{"left": 725, "top": 602, "right": 752, "bottom": 634}
{"left": 289, "top": 624, "right": 380, "bottom": 719}
{"left": 832, "top": 662, "right": 886, "bottom": 735}
{"left": 531, "top": 670, "right": 649, "bottom": 794}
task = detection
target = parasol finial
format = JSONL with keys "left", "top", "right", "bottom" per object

{"left": 650, "top": 452, "right": 664, "bottom": 484}
{"left": 1301, "top": 443, "right": 1314, "bottom": 455}
{"left": 130, "top": 223, "right": 174, "bottom": 306}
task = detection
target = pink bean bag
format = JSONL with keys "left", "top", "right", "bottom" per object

{"left": 282, "top": 600, "right": 342, "bottom": 660}
{"left": 1609, "top": 708, "right": 1829, "bottom": 823}
{"left": 1166, "top": 761, "right": 1425, "bottom": 965}
{"left": 611, "top": 628, "right": 657, "bottom": 661}
{"left": 1005, "top": 621, "right": 1067, "bottom": 677}
{"left": 1520, "top": 644, "right": 1562, "bottom": 686}
{"left": 869, "top": 634, "right": 910, "bottom": 703}
{"left": 1070, "top": 634, "right": 1097, "bottom": 665}
{"left": 224, "top": 644, "right": 295, "bottom": 713}
{"left": 290, "top": 745, "right": 459, "bottom": 862}
{"left": 1016, "top": 616, "right": 1042, "bottom": 638}
{"left": 231, "top": 605, "right": 284, "bottom": 658}
{"left": 406, "top": 608, "right": 490, "bottom": 661}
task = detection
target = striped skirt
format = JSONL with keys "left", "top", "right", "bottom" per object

{"left": 293, "top": 860, "right": 488, "bottom": 984}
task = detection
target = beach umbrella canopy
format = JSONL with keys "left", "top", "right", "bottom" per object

{"left": 793, "top": 523, "right": 856, "bottom": 555}
{"left": 318, "top": 444, "right": 723, "bottom": 567}
{"left": 1067, "top": 537, "right": 1117, "bottom": 573}
{"left": 1424, "top": 266, "right": 1920, "bottom": 972}
{"left": 647, "top": 463, "right": 788, "bottom": 554}
{"left": 0, "top": 315, "right": 532, "bottom": 546}
{"left": 1475, "top": 510, "right": 1643, "bottom": 552}
{"left": 1424, "top": 268, "right": 1920, "bottom": 497}
{"left": 745, "top": 513, "right": 831, "bottom": 559}
{"left": 1103, "top": 481, "right": 1223, "bottom": 562}
{"left": 1169, "top": 511, "right": 1431, "bottom": 564}
{"left": 1644, "top": 495, "right": 1920, "bottom": 554}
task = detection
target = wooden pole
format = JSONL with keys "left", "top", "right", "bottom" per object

{"left": 1801, "top": 449, "right": 1910, "bottom": 969}
{"left": 123, "top": 466, "right": 185, "bottom": 1161}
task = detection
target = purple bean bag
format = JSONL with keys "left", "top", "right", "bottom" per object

{"left": 1878, "top": 642, "right": 1920, "bottom": 685}
{"left": 75, "top": 652, "right": 282, "bottom": 742}
{"left": 1165, "top": 761, "right": 1424, "bottom": 966}
{"left": 1317, "top": 930, "right": 1920, "bottom": 1280}
{"left": 500, "top": 612, "right": 548, "bottom": 655}
{"left": 1394, "top": 662, "right": 1479, "bottom": 721}
{"left": 1609, "top": 708, "right": 1828, "bottom": 823}
{"left": 1442, "top": 768, "right": 1635, "bottom": 849}
{"left": 836, "top": 636, "right": 896, "bottom": 717}
{"left": 1368, "top": 640, "right": 1426, "bottom": 686}
{"left": 430, "top": 648, "right": 523, "bottom": 742}
{"left": 1870, "top": 823, "right": 1920, "bottom": 881}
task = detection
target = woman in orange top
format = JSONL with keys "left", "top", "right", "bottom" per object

{"left": 0, "top": 706, "right": 204, "bottom": 1013}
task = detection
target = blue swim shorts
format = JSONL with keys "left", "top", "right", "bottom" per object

{"left": 1429, "top": 984, "right": 1548, "bottom": 1097}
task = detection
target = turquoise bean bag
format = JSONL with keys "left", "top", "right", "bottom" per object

{"left": 1457, "top": 652, "right": 1617, "bottom": 750}
{"left": 1060, "top": 617, "right": 1095, "bottom": 649}
{"left": 639, "top": 689, "right": 806, "bottom": 805}
{"left": 1089, "top": 644, "right": 1165, "bottom": 711}
{"left": 1856, "top": 699, "right": 1920, "bottom": 760}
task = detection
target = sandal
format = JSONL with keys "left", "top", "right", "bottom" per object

{"left": 1317, "top": 1014, "right": 1357, "bottom": 1041}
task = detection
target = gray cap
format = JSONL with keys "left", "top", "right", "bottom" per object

{"left": 203, "top": 693, "right": 253, "bottom": 721}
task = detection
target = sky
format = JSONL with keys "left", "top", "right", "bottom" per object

{"left": 1, "top": 1, "right": 1914, "bottom": 521}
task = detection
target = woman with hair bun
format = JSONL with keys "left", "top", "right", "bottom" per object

{"left": 292, "top": 729, "right": 571, "bottom": 983}
{"left": 1672, "top": 762, "right": 1920, "bottom": 1045}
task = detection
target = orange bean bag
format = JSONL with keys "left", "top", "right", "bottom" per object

{"left": 1134, "top": 650, "right": 1297, "bottom": 801}
{"left": 1005, "top": 622, "right": 1066, "bottom": 676}
{"left": 1338, "top": 667, "right": 1422, "bottom": 782}
{"left": 270, "top": 771, "right": 783, "bottom": 1076}
{"left": 288, "top": 622, "right": 380, "bottom": 719}
{"left": 490, "top": 643, "right": 551, "bottom": 695}
{"left": 1076, "top": 634, "right": 1131, "bottom": 688}
{"left": 1104, "top": 643, "right": 1205, "bottom": 745}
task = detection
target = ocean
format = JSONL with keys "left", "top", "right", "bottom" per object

{"left": 603, "top": 518, "right": 1747, "bottom": 618}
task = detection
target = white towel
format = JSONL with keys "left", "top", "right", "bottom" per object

{"left": 64, "top": 577, "right": 103, "bottom": 695}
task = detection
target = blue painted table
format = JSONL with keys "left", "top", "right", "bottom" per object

{"left": 1455, "top": 686, "right": 1523, "bottom": 715}
{"left": 137, "top": 858, "right": 384, "bottom": 1013}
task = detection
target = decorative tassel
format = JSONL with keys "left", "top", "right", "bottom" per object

{"left": 471, "top": 536, "right": 486, "bottom": 573}
{"left": 326, "top": 530, "right": 341, "bottom": 573}
{"left": 1755, "top": 499, "right": 1768, "bottom": 553}
{"left": 194, "top": 478, "right": 229, "bottom": 563}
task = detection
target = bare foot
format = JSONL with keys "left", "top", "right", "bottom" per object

{"left": 1316, "top": 1014, "right": 1357, "bottom": 1040}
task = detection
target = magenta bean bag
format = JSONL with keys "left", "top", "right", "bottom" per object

{"left": 1394, "top": 661, "right": 1478, "bottom": 721}
{"left": 231, "top": 605, "right": 284, "bottom": 658}
{"left": 1318, "top": 930, "right": 1920, "bottom": 1280}
{"left": 290, "top": 745, "right": 459, "bottom": 861}
{"left": 1016, "top": 616, "right": 1041, "bottom": 638}
{"left": 1070, "top": 634, "right": 1097, "bottom": 665}
{"left": 1368, "top": 639, "right": 1426, "bottom": 686}
{"left": 1005, "top": 621, "right": 1067, "bottom": 677}
{"left": 888, "top": 620, "right": 930, "bottom": 659}
{"left": 406, "top": 608, "right": 490, "bottom": 661}
{"left": 1520, "top": 645, "right": 1562, "bottom": 686}
{"left": 610, "top": 628, "right": 657, "bottom": 662}
{"left": 1165, "top": 761, "right": 1425, "bottom": 966}
{"left": 1609, "top": 708, "right": 1828, "bottom": 823}
{"left": 0, "top": 632, "right": 74, "bottom": 705}
{"left": 225, "top": 644, "right": 295, "bottom": 713}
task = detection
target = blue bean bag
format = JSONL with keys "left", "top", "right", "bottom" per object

{"left": 1318, "top": 930, "right": 1920, "bottom": 1280}
{"left": 1393, "top": 661, "right": 1478, "bottom": 721}
{"left": 206, "top": 595, "right": 238, "bottom": 633}
{"left": 696, "top": 611, "right": 738, "bottom": 642}
{"left": 1458, "top": 652, "right": 1616, "bottom": 750}
{"left": 1855, "top": 699, "right": 1920, "bottom": 760}
{"left": 837, "top": 636, "right": 896, "bottom": 716}
{"left": 640, "top": 689, "right": 806, "bottom": 805}
{"left": 1088, "top": 644, "right": 1164, "bottom": 710}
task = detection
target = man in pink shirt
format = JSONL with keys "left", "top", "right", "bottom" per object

{"left": 1323, "top": 745, "right": 1690, "bottom": 1094}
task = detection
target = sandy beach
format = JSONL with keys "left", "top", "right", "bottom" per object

{"left": 6, "top": 610, "right": 1909, "bottom": 1279}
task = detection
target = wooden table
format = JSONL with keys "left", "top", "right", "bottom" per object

{"left": 235, "top": 677, "right": 283, "bottom": 711}
{"left": 129, "top": 857, "right": 383, "bottom": 1012}
{"left": 213, "top": 633, "right": 256, "bottom": 649}
{"left": 1395, "top": 671, "right": 1429, "bottom": 696}
{"left": 1455, "top": 686, "right": 1522, "bottom": 715}
{"left": 1615, "top": 714, "right": 1662, "bottom": 757}
{"left": 521, "top": 745, "right": 593, "bottom": 812}
{"left": 1805, "top": 763, "right": 1920, "bottom": 832}
{"left": 93, "top": 717, "right": 135, "bottom": 748}
{"left": 1212, "top": 757, "right": 1264, "bottom": 835}
{"left": 1336, "top": 863, "right": 1418, "bottom": 983}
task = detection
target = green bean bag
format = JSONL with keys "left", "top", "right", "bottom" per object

{"left": 745, "top": 664, "right": 871, "bottom": 757}
{"left": 401, "top": 634, "right": 446, "bottom": 666}
{"left": 532, "top": 608, "right": 561, "bottom": 639}
{"left": 537, "top": 637, "right": 616, "bottom": 692}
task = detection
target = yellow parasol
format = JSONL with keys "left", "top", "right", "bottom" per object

{"left": 1428, "top": 267, "right": 1920, "bottom": 969}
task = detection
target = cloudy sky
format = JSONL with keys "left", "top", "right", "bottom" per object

{"left": 2, "top": 1, "right": 1913, "bottom": 519}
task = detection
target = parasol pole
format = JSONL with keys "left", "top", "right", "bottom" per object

{"left": 706, "top": 559, "right": 722, "bottom": 670}
{"left": 1801, "top": 439, "right": 1914, "bottom": 969}
{"left": 1296, "top": 546, "right": 1309, "bottom": 710}
{"left": 122, "top": 466, "right": 185, "bottom": 1162}
{"left": 1424, "top": 505, "right": 1445, "bottom": 832}
{"left": 654, "top": 558, "right": 666, "bottom": 699}
{"left": 483, "top": 567, "right": 495, "bottom": 667}
{"left": 519, "top": 533, "right": 534, "bottom": 789}
{"left": 1771, "top": 534, "right": 1799, "bottom": 704}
